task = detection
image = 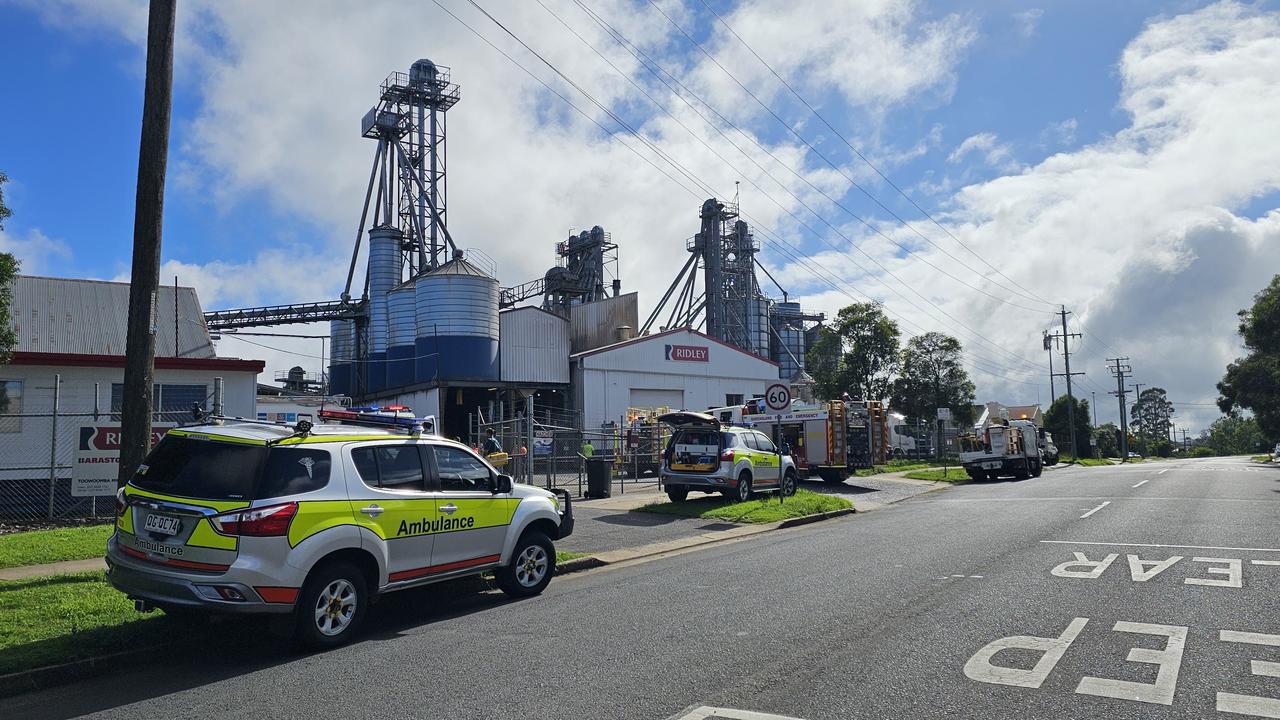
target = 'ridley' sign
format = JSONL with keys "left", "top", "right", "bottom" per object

{"left": 665, "top": 344, "right": 709, "bottom": 362}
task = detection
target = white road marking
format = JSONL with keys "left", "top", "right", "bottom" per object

{"left": 964, "top": 617, "right": 1089, "bottom": 688}
{"left": 1041, "top": 540, "right": 1280, "bottom": 553}
{"left": 1052, "top": 552, "right": 1119, "bottom": 579}
{"left": 1076, "top": 622, "right": 1187, "bottom": 705}
{"left": 1133, "top": 479, "right": 1150, "bottom": 488}
{"left": 1158, "top": 469, "right": 1169, "bottom": 475}
{"left": 673, "top": 707, "right": 809, "bottom": 720}
{"left": 1185, "top": 557, "right": 1244, "bottom": 588}
{"left": 1218, "top": 631, "right": 1280, "bottom": 718}
{"left": 1128, "top": 555, "right": 1184, "bottom": 581}
{"left": 1252, "top": 560, "right": 1280, "bottom": 566}
{"left": 1080, "top": 501, "right": 1111, "bottom": 518}
{"left": 970, "top": 575, "right": 984, "bottom": 579}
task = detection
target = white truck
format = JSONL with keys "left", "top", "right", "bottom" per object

{"left": 959, "top": 418, "right": 1043, "bottom": 480}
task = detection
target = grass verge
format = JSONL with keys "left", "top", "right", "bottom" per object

{"left": 0, "top": 525, "right": 113, "bottom": 570}
{"left": 1251, "top": 455, "right": 1273, "bottom": 463}
{"left": 555, "top": 550, "right": 588, "bottom": 563}
{"left": 902, "top": 467, "right": 969, "bottom": 482}
{"left": 0, "top": 571, "right": 195, "bottom": 676}
{"left": 635, "top": 489, "right": 851, "bottom": 524}
{"left": 1073, "top": 458, "right": 1114, "bottom": 467}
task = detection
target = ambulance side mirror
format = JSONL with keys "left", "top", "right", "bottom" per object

{"left": 493, "top": 473, "right": 513, "bottom": 494}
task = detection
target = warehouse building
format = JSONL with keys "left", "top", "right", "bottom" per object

{"left": 571, "top": 326, "right": 781, "bottom": 432}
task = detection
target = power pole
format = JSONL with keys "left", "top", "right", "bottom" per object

{"left": 118, "top": 0, "right": 176, "bottom": 487}
{"left": 1091, "top": 391, "right": 1098, "bottom": 426}
{"left": 1129, "top": 383, "right": 1145, "bottom": 449}
{"left": 1108, "top": 357, "right": 1132, "bottom": 461}
{"left": 1045, "top": 307, "right": 1084, "bottom": 460}
{"left": 1043, "top": 332, "right": 1056, "bottom": 401}
{"left": 1179, "top": 428, "right": 1188, "bottom": 454}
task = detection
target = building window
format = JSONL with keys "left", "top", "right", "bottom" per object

{"left": 0, "top": 380, "right": 21, "bottom": 433}
{"left": 725, "top": 394, "right": 744, "bottom": 407}
{"left": 111, "top": 383, "right": 208, "bottom": 422}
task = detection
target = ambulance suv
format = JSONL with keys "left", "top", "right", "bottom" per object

{"left": 658, "top": 411, "right": 798, "bottom": 503}
{"left": 106, "top": 407, "right": 573, "bottom": 648}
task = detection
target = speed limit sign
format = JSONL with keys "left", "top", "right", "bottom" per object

{"left": 765, "top": 383, "right": 791, "bottom": 411}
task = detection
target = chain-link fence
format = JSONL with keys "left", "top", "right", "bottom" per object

{"left": 0, "top": 373, "right": 221, "bottom": 523}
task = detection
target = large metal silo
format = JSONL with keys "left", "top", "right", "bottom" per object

{"left": 366, "top": 226, "right": 403, "bottom": 392}
{"left": 385, "top": 282, "right": 417, "bottom": 388}
{"left": 414, "top": 255, "right": 500, "bottom": 382}
{"left": 328, "top": 319, "right": 354, "bottom": 396}
{"left": 747, "top": 297, "right": 772, "bottom": 358}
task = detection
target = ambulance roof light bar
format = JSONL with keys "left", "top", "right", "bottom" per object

{"left": 317, "top": 406, "right": 437, "bottom": 435}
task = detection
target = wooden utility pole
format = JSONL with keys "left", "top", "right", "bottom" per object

{"left": 118, "top": 0, "right": 176, "bottom": 487}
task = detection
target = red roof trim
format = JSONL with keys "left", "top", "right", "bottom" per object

{"left": 570, "top": 327, "right": 781, "bottom": 367}
{"left": 8, "top": 352, "right": 265, "bottom": 373}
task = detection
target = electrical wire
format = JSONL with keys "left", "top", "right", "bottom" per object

{"left": 691, "top": 0, "right": 1057, "bottom": 309}
{"left": 434, "top": 0, "right": 1050, "bottom": 383}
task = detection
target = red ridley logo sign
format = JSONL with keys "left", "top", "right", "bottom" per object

{"left": 665, "top": 344, "right": 709, "bottom": 362}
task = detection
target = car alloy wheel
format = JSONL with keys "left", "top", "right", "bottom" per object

{"left": 314, "top": 578, "right": 357, "bottom": 637}
{"left": 515, "top": 544, "right": 549, "bottom": 588}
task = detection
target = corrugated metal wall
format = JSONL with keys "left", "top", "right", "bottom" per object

{"left": 568, "top": 292, "right": 638, "bottom": 353}
{"left": 500, "top": 307, "right": 569, "bottom": 384}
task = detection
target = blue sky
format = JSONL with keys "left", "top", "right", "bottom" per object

{"left": 2, "top": 0, "right": 1277, "bottom": 432}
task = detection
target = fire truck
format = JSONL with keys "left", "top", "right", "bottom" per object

{"left": 707, "top": 399, "right": 889, "bottom": 483}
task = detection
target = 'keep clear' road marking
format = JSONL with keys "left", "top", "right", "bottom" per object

{"left": 965, "top": 617, "right": 1280, "bottom": 714}
{"left": 672, "top": 707, "right": 808, "bottom": 720}
{"left": 1133, "top": 479, "right": 1150, "bottom": 488}
{"left": 1042, "top": 540, "right": 1280, "bottom": 553}
{"left": 1080, "top": 501, "right": 1111, "bottom": 519}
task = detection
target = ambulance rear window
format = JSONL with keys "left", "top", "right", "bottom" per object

{"left": 133, "top": 435, "right": 267, "bottom": 501}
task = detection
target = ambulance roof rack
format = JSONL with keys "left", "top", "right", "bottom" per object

{"left": 317, "top": 405, "right": 437, "bottom": 435}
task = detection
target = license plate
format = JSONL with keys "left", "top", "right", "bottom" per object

{"left": 983, "top": 462, "right": 1001, "bottom": 469}
{"left": 144, "top": 514, "right": 182, "bottom": 536}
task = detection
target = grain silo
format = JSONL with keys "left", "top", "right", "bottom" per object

{"left": 386, "top": 282, "right": 417, "bottom": 388}
{"left": 366, "top": 226, "right": 403, "bottom": 393}
{"left": 328, "top": 319, "right": 354, "bottom": 396}
{"left": 414, "top": 253, "right": 499, "bottom": 382}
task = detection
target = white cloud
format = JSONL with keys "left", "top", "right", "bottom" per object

{"left": 0, "top": 228, "right": 73, "bottom": 276}
{"left": 1014, "top": 8, "right": 1044, "bottom": 39}
{"left": 1041, "top": 117, "right": 1078, "bottom": 146}
{"left": 785, "top": 1, "right": 1280, "bottom": 433}
{"left": 947, "top": 131, "right": 1016, "bottom": 170}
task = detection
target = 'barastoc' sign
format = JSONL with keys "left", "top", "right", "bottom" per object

{"left": 665, "top": 344, "right": 709, "bottom": 362}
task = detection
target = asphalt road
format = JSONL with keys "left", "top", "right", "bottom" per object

{"left": 7, "top": 456, "right": 1280, "bottom": 720}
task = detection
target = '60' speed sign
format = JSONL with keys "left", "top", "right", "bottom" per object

{"left": 765, "top": 384, "right": 791, "bottom": 411}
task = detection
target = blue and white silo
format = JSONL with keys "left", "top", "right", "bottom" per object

{"left": 386, "top": 282, "right": 417, "bottom": 388}
{"left": 328, "top": 319, "right": 354, "bottom": 396}
{"left": 366, "top": 226, "right": 402, "bottom": 393}
{"left": 414, "top": 254, "right": 500, "bottom": 382}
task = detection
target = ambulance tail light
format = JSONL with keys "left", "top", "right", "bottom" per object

{"left": 115, "top": 488, "right": 127, "bottom": 516}
{"left": 211, "top": 502, "right": 298, "bottom": 537}
{"left": 720, "top": 449, "right": 735, "bottom": 462}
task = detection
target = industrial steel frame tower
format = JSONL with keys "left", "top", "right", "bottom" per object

{"left": 342, "top": 60, "right": 461, "bottom": 304}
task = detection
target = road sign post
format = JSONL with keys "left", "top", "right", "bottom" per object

{"left": 765, "top": 386, "right": 790, "bottom": 503}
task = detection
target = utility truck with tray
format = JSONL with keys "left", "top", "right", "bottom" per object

{"left": 959, "top": 414, "right": 1042, "bottom": 480}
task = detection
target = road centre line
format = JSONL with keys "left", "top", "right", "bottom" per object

{"left": 1159, "top": 469, "right": 1169, "bottom": 474}
{"left": 1042, "top": 540, "right": 1280, "bottom": 553}
{"left": 1133, "top": 479, "right": 1150, "bottom": 488}
{"left": 1080, "top": 502, "right": 1111, "bottom": 519}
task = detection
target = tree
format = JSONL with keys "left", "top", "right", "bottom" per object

{"left": 1045, "top": 395, "right": 1091, "bottom": 457}
{"left": 805, "top": 302, "right": 901, "bottom": 401}
{"left": 1219, "top": 276, "right": 1280, "bottom": 437}
{"left": 1201, "top": 415, "right": 1265, "bottom": 456}
{"left": 0, "top": 171, "right": 21, "bottom": 415}
{"left": 890, "top": 332, "right": 976, "bottom": 427}
{"left": 1094, "top": 422, "right": 1120, "bottom": 457}
{"left": 1130, "top": 387, "right": 1175, "bottom": 448}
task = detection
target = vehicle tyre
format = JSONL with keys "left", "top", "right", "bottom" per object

{"left": 965, "top": 470, "right": 983, "bottom": 481}
{"left": 734, "top": 472, "right": 753, "bottom": 502}
{"left": 1031, "top": 459, "right": 1043, "bottom": 478}
{"left": 782, "top": 469, "right": 798, "bottom": 497}
{"left": 294, "top": 561, "right": 367, "bottom": 649}
{"left": 496, "top": 530, "right": 555, "bottom": 598}
{"left": 666, "top": 486, "right": 689, "bottom": 502}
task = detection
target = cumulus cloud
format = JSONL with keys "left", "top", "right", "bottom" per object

{"left": 1041, "top": 117, "right": 1077, "bottom": 146}
{"left": 947, "top": 131, "right": 1017, "bottom": 171}
{"left": 0, "top": 228, "right": 73, "bottom": 276}
{"left": 786, "top": 1, "right": 1280, "bottom": 432}
{"left": 1014, "top": 8, "right": 1043, "bottom": 39}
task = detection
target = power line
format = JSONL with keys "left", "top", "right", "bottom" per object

{"left": 636, "top": 0, "right": 1059, "bottom": 314}
{"left": 692, "top": 0, "right": 1056, "bottom": 309}
{"left": 536, "top": 0, "right": 1047, "bottom": 374}
{"left": 437, "top": 0, "right": 1046, "bottom": 381}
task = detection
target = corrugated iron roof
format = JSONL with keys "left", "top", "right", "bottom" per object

{"left": 8, "top": 275, "right": 216, "bottom": 358}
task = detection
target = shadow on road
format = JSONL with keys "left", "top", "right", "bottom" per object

{"left": 2, "top": 577, "right": 519, "bottom": 720}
